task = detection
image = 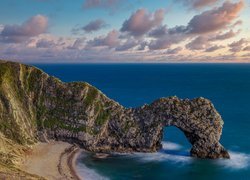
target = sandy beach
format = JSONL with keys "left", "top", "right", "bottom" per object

{"left": 20, "top": 141, "right": 82, "bottom": 180}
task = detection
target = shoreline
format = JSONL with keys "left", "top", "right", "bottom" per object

{"left": 20, "top": 141, "right": 82, "bottom": 180}
{"left": 68, "top": 148, "right": 83, "bottom": 180}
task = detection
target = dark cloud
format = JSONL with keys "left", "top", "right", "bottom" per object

{"left": 0, "top": 15, "right": 48, "bottom": 43}
{"left": 209, "top": 30, "right": 239, "bottom": 41}
{"left": 82, "top": 19, "right": 107, "bottom": 33}
{"left": 148, "top": 25, "right": 168, "bottom": 38}
{"left": 186, "top": 36, "right": 209, "bottom": 50}
{"left": 121, "top": 8, "right": 165, "bottom": 36}
{"left": 148, "top": 34, "right": 185, "bottom": 50}
{"left": 205, "top": 45, "right": 224, "bottom": 52}
{"left": 168, "top": 25, "right": 187, "bottom": 34}
{"left": 137, "top": 41, "right": 148, "bottom": 51}
{"left": 115, "top": 38, "right": 138, "bottom": 51}
{"left": 178, "top": 0, "right": 219, "bottom": 9}
{"left": 228, "top": 38, "right": 248, "bottom": 52}
{"left": 72, "top": 19, "right": 107, "bottom": 34}
{"left": 87, "top": 30, "right": 120, "bottom": 48}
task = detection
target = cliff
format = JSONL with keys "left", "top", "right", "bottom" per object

{"left": 0, "top": 60, "right": 229, "bottom": 175}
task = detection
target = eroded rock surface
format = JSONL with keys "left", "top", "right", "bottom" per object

{"left": 0, "top": 60, "right": 229, "bottom": 159}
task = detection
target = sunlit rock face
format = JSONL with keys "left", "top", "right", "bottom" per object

{"left": 0, "top": 60, "right": 229, "bottom": 159}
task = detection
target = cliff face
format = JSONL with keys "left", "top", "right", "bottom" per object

{"left": 0, "top": 60, "right": 229, "bottom": 161}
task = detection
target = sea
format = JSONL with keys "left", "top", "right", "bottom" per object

{"left": 34, "top": 63, "right": 250, "bottom": 180}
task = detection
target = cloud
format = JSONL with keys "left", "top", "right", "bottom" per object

{"left": 83, "top": 0, "right": 121, "bottom": 9}
{"left": 186, "top": 0, "right": 244, "bottom": 34}
{"left": 68, "top": 38, "right": 86, "bottom": 50}
{"left": 205, "top": 45, "right": 224, "bottom": 52}
{"left": 186, "top": 36, "right": 210, "bottom": 50}
{"left": 137, "top": 41, "right": 148, "bottom": 51}
{"left": 231, "top": 20, "right": 243, "bottom": 28}
{"left": 242, "top": 53, "right": 250, "bottom": 58}
{"left": 228, "top": 38, "right": 248, "bottom": 52}
{"left": 209, "top": 30, "right": 239, "bottom": 41}
{"left": 0, "top": 1, "right": 248, "bottom": 63}
{"left": 148, "top": 25, "right": 168, "bottom": 38}
{"left": 178, "top": 0, "right": 219, "bottom": 9}
{"left": 243, "top": 46, "right": 250, "bottom": 51}
{"left": 87, "top": 30, "right": 120, "bottom": 48}
{"left": 145, "top": 1, "right": 244, "bottom": 51}
{"left": 148, "top": 33, "right": 185, "bottom": 50}
{"left": 0, "top": 15, "right": 48, "bottom": 43}
{"left": 165, "top": 47, "right": 182, "bottom": 54}
{"left": 36, "top": 39, "right": 56, "bottom": 48}
{"left": 121, "top": 8, "right": 165, "bottom": 36}
{"left": 35, "top": 36, "right": 79, "bottom": 50}
{"left": 115, "top": 38, "right": 138, "bottom": 51}
{"left": 83, "top": 19, "right": 107, "bottom": 33}
{"left": 73, "top": 19, "right": 108, "bottom": 34}
{"left": 0, "top": 24, "right": 4, "bottom": 33}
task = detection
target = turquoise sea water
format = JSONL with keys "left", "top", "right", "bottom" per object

{"left": 35, "top": 64, "right": 250, "bottom": 180}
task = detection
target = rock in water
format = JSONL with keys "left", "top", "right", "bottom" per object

{"left": 0, "top": 60, "right": 230, "bottom": 159}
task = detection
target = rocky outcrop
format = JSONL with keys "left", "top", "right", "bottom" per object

{"left": 0, "top": 60, "right": 229, "bottom": 159}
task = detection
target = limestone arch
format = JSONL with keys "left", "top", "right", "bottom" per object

{"left": 144, "top": 97, "right": 230, "bottom": 159}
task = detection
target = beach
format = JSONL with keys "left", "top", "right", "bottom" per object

{"left": 20, "top": 141, "right": 82, "bottom": 180}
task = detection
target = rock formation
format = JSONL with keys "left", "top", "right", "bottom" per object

{"left": 0, "top": 60, "right": 229, "bottom": 161}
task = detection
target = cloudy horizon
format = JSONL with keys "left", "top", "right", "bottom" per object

{"left": 0, "top": 0, "right": 249, "bottom": 63}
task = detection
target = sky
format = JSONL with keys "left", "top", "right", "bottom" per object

{"left": 0, "top": 0, "right": 249, "bottom": 63}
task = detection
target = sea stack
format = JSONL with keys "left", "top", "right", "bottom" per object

{"left": 0, "top": 60, "right": 229, "bottom": 160}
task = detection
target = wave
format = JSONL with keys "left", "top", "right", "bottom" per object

{"left": 132, "top": 141, "right": 192, "bottom": 164}
{"left": 161, "top": 141, "right": 182, "bottom": 151}
{"left": 217, "top": 151, "right": 250, "bottom": 170}
{"left": 75, "top": 154, "right": 109, "bottom": 180}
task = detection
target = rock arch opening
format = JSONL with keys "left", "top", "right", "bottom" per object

{"left": 161, "top": 126, "right": 191, "bottom": 156}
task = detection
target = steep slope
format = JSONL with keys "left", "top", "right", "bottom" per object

{"left": 0, "top": 132, "right": 44, "bottom": 179}
{"left": 0, "top": 59, "right": 229, "bottom": 171}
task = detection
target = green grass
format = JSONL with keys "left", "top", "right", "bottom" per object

{"left": 95, "top": 109, "right": 110, "bottom": 126}
{"left": 0, "top": 63, "right": 14, "bottom": 84}
{"left": 84, "top": 86, "right": 98, "bottom": 106}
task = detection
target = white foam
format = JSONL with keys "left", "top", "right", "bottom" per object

{"left": 76, "top": 154, "right": 109, "bottom": 180}
{"left": 134, "top": 151, "right": 192, "bottom": 164}
{"left": 217, "top": 151, "right": 250, "bottom": 170}
{"left": 76, "top": 163, "right": 109, "bottom": 180}
{"left": 132, "top": 141, "right": 192, "bottom": 164}
{"left": 162, "top": 141, "right": 182, "bottom": 151}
